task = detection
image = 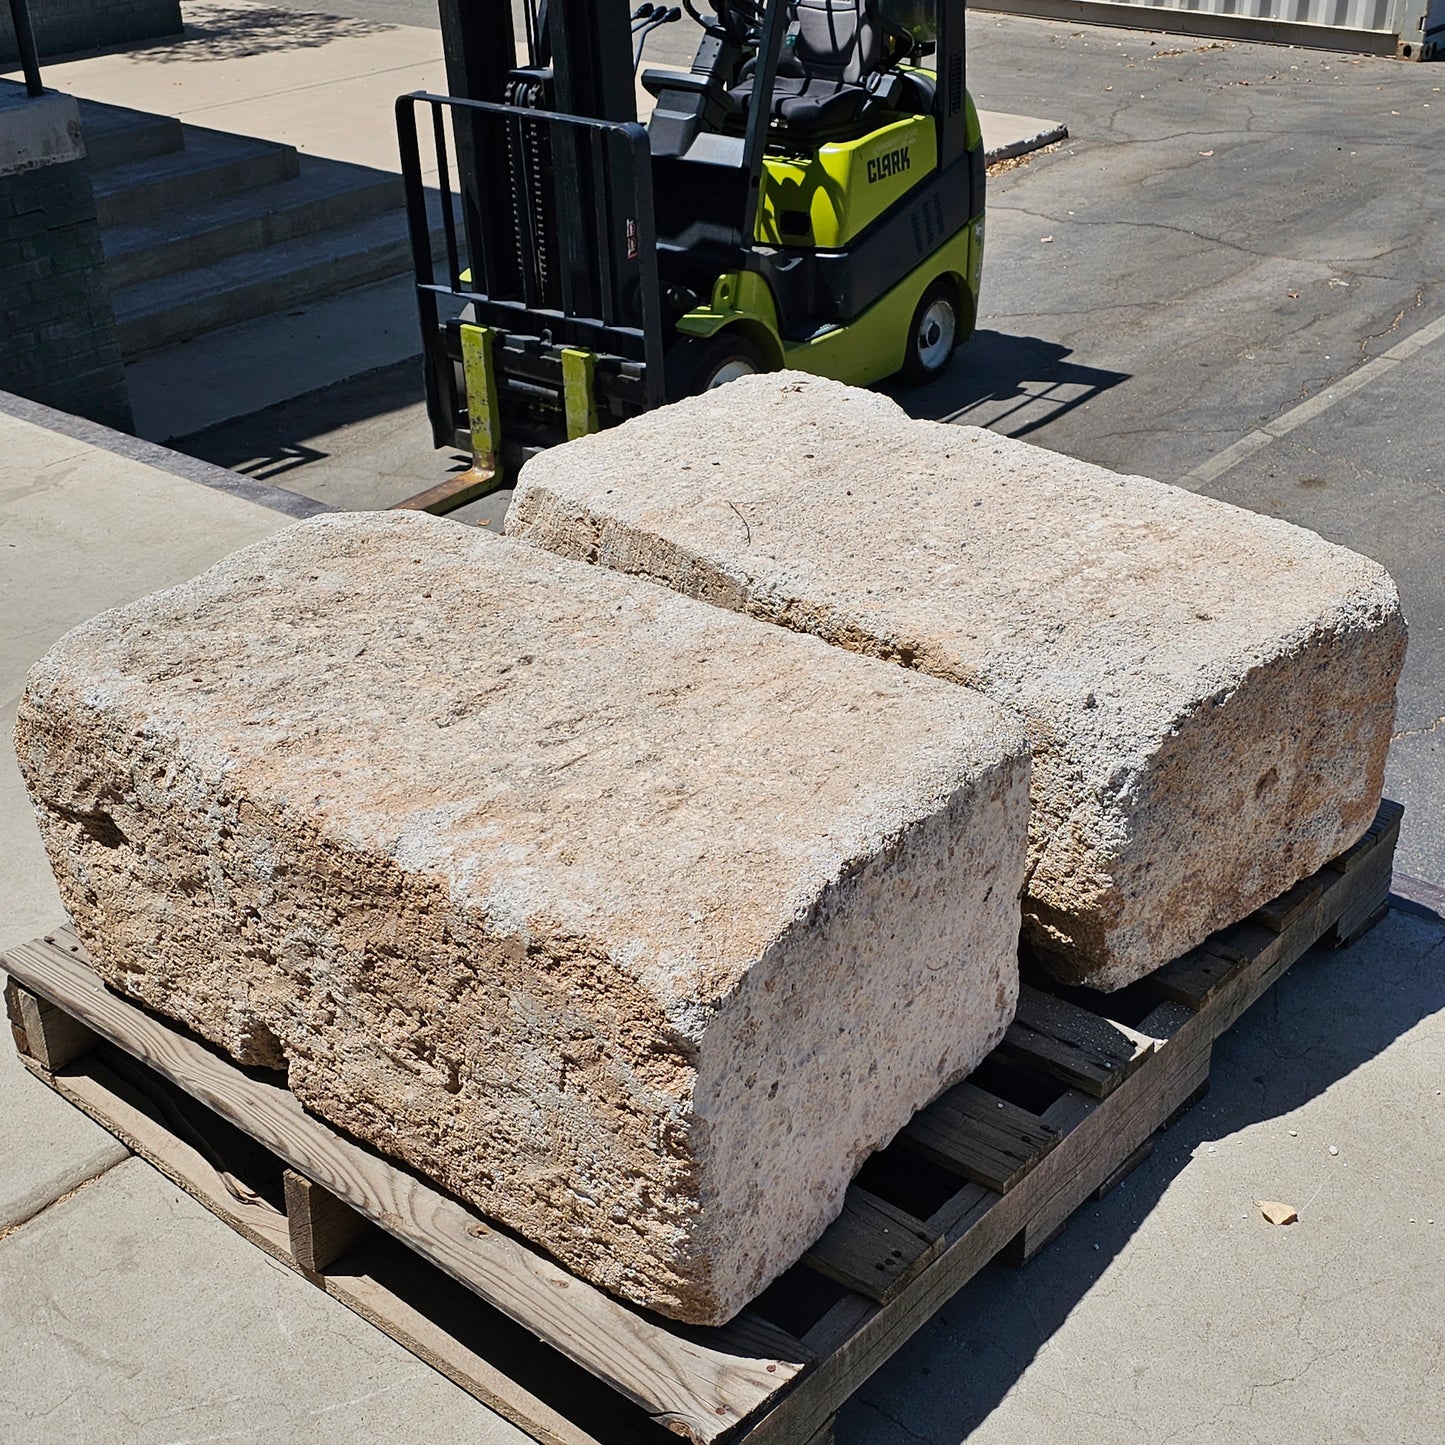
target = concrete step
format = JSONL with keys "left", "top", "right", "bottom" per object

{"left": 125, "top": 272, "right": 433, "bottom": 441}
{"left": 113, "top": 208, "right": 440, "bottom": 358}
{"left": 103, "top": 157, "right": 405, "bottom": 291}
{"left": 76, "top": 99, "right": 184, "bottom": 171}
{"left": 93, "top": 125, "right": 299, "bottom": 229}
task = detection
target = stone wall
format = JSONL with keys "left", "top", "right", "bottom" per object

{"left": 0, "top": 0, "right": 182, "bottom": 62}
{"left": 0, "top": 88, "right": 132, "bottom": 433}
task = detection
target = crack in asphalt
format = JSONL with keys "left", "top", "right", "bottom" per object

{"left": 1394, "top": 714, "right": 1445, "bottom": 742}
{"left": 1357, "top": 286, "right": 1427, "bottom": 358}
{"left": 995, "top": 202, "right": 1274, "bottom": 262}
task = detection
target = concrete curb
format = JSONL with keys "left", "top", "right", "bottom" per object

{"left": 0, "top": 388, "right": 330, "bottom": 519}
{"left": 1391, "top": 872, "right": 1445, "bottom": 924}
{"left": 980, "top": 112, "right": 1069, "bottom": 164}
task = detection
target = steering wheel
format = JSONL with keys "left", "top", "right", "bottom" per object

{"left": 695, "top": 0, "right": 767, "bottom": 44}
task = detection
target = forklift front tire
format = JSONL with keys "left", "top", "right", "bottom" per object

{"left": 666, "top": 333, "right": 769, "bottom": 401}
{"left": 899, "top": 278, "right": 962, "bottom": 386}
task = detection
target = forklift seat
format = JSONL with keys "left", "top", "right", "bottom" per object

{"left": 786, "top": 0, "right": 885, "bottom": 85}
{"left": 729, "top": 0, "right": 895, "bottom": 139}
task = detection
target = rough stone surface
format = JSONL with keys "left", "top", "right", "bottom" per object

{"left": 15, "top": 510, "right": 1030, "bottom": 1325}
{"left": 506, "top": 373, "right": 1408, "bottom": 990}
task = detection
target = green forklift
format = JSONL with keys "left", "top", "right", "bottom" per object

{"left": 397, "top": 0, "right": 985, "bottom": 500}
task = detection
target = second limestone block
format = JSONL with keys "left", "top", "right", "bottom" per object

{"left": 507, "top": 374, "right": 1406, "bottom": 988}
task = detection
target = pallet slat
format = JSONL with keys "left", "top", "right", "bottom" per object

{"left": 802, "top": 1189, "right": 941, "bottom": 1304}
{"left": 3, "top": 936, "right": 806, "bottom": 1445}
{"left": 1143, "top": 944, "right": 1242, "bottom": 1010}
{"left": 5, "top": 977, "right": 97, "bottom": 1071}
{"left": 1328, "top": 798, "right": 1405, "bottom": 873}
{"left": 900, "top": 1082, "right": 1060, "bottom": 1192}
{"left": 285, "top": 1169, "right": 376, "bottom": 1274}
{"left": 996, "top": 985, "right": 1151, "bottom": 1097}
{"left": 1252, "top": 876, "right": 1324, "bottom": 933}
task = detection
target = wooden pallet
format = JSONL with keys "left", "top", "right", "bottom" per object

{"left": 4, "top": 799, "right": 1403, "bottom": 1445}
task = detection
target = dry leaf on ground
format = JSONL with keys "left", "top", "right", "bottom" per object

{"left": 1256, "top": 1200, "right": 1298, "bottom": 1226}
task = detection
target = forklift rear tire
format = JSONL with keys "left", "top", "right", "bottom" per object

{"left": 666, "top": 333, "right": 769, "bottom": 400}
{"left": 899, "top": 278, "right": 961, "bottom": 386}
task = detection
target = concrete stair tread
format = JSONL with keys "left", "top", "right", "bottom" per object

{"left": 92, "top": 124, "right": 296, "bottom": 197}
{"left": 93, "top": 124, "right": 299, "bottom": 227}
{"left": 111, "top": 209, "right": 444, "bottom": 357}
{"left": 104, "top": 156, "right": 402, "bottom": 256}
{"left": 102, "top": 156, "right": 404, "bottom": 289}
{"left": 113, "top": 208, "right": 413, "bottom": 319}
{"left": 74, "top": 99, "right": 183, "bottom": 170}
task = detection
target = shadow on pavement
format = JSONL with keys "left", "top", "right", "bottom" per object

{"left": 840, "top": 904, "right": 1445, "bottom": 1443}
{"left": 177, "top": 357, "right": 470, "bottom": 507}
{"left": 131, "top": 5, "right": 397, "bottom": 62}
{"left": 889, "top": 330, "right": 1130, "bottom": 439}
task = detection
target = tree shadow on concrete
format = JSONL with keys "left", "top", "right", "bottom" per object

{"left": 835, "top": 901, "right": 1445, "bottom": 1444}
{"left": 131, "top": 5, "right": 397, "bottom": 63}
{"left": 885, "top": 330, "right": 1130, "bottom": 439}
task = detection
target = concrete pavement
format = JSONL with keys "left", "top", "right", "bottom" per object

{"left": 1, "top": 1158, "right": 527, "bottom": 1443}
{"left": 0, "top": 396, "right": 524, "bottom": 1441}
{"left": 25, "top": 3, "right": 448, "bottom": 170}
{"left": 126, "top": 271, "right": 428, "bottom": 441}
{"left": 846, "top": 899, "right": 1445, "bottom": 1445}
{"left": 0, "top": 396, "right": 328, "bottom": 1248}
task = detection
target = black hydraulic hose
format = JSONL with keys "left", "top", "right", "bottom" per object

{"left": 633, "top": 7, "right": 682, "bottom": 70}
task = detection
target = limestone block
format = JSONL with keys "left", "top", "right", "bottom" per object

{"left": 506, "top": 373, "right": 1407, "bottom": 990}
{"left": 15, "top": 511, "right": 1030, "bottom": 1325}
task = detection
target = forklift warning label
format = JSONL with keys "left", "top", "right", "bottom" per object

{"left": 867, "top": 146, "right": 911, "bottom": 184}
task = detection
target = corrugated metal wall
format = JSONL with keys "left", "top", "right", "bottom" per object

{"left": 978, "top": 0, "right": 1443, "bottom": 57}
{"left": 1144, "top": 0, "right": 1394, "bottom": 30}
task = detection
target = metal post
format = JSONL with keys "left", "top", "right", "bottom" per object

{"left": 395, "top": 97, "right": 450, "bottom": 449}
{"left": 936, "top": 0, "right": 968, "bottom": 171}
{"left": 8, "top": 0, "right": 44, "bottom": 97}
{"left": 435, "top": 0, "right": 521, "bottom": 297}
{"left": 738, "top": 0, "right": 790, "bottom": 247}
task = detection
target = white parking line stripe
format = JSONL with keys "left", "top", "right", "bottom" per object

{"left": 1180, "top": 309, "right": 1445, "bottom": 487}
